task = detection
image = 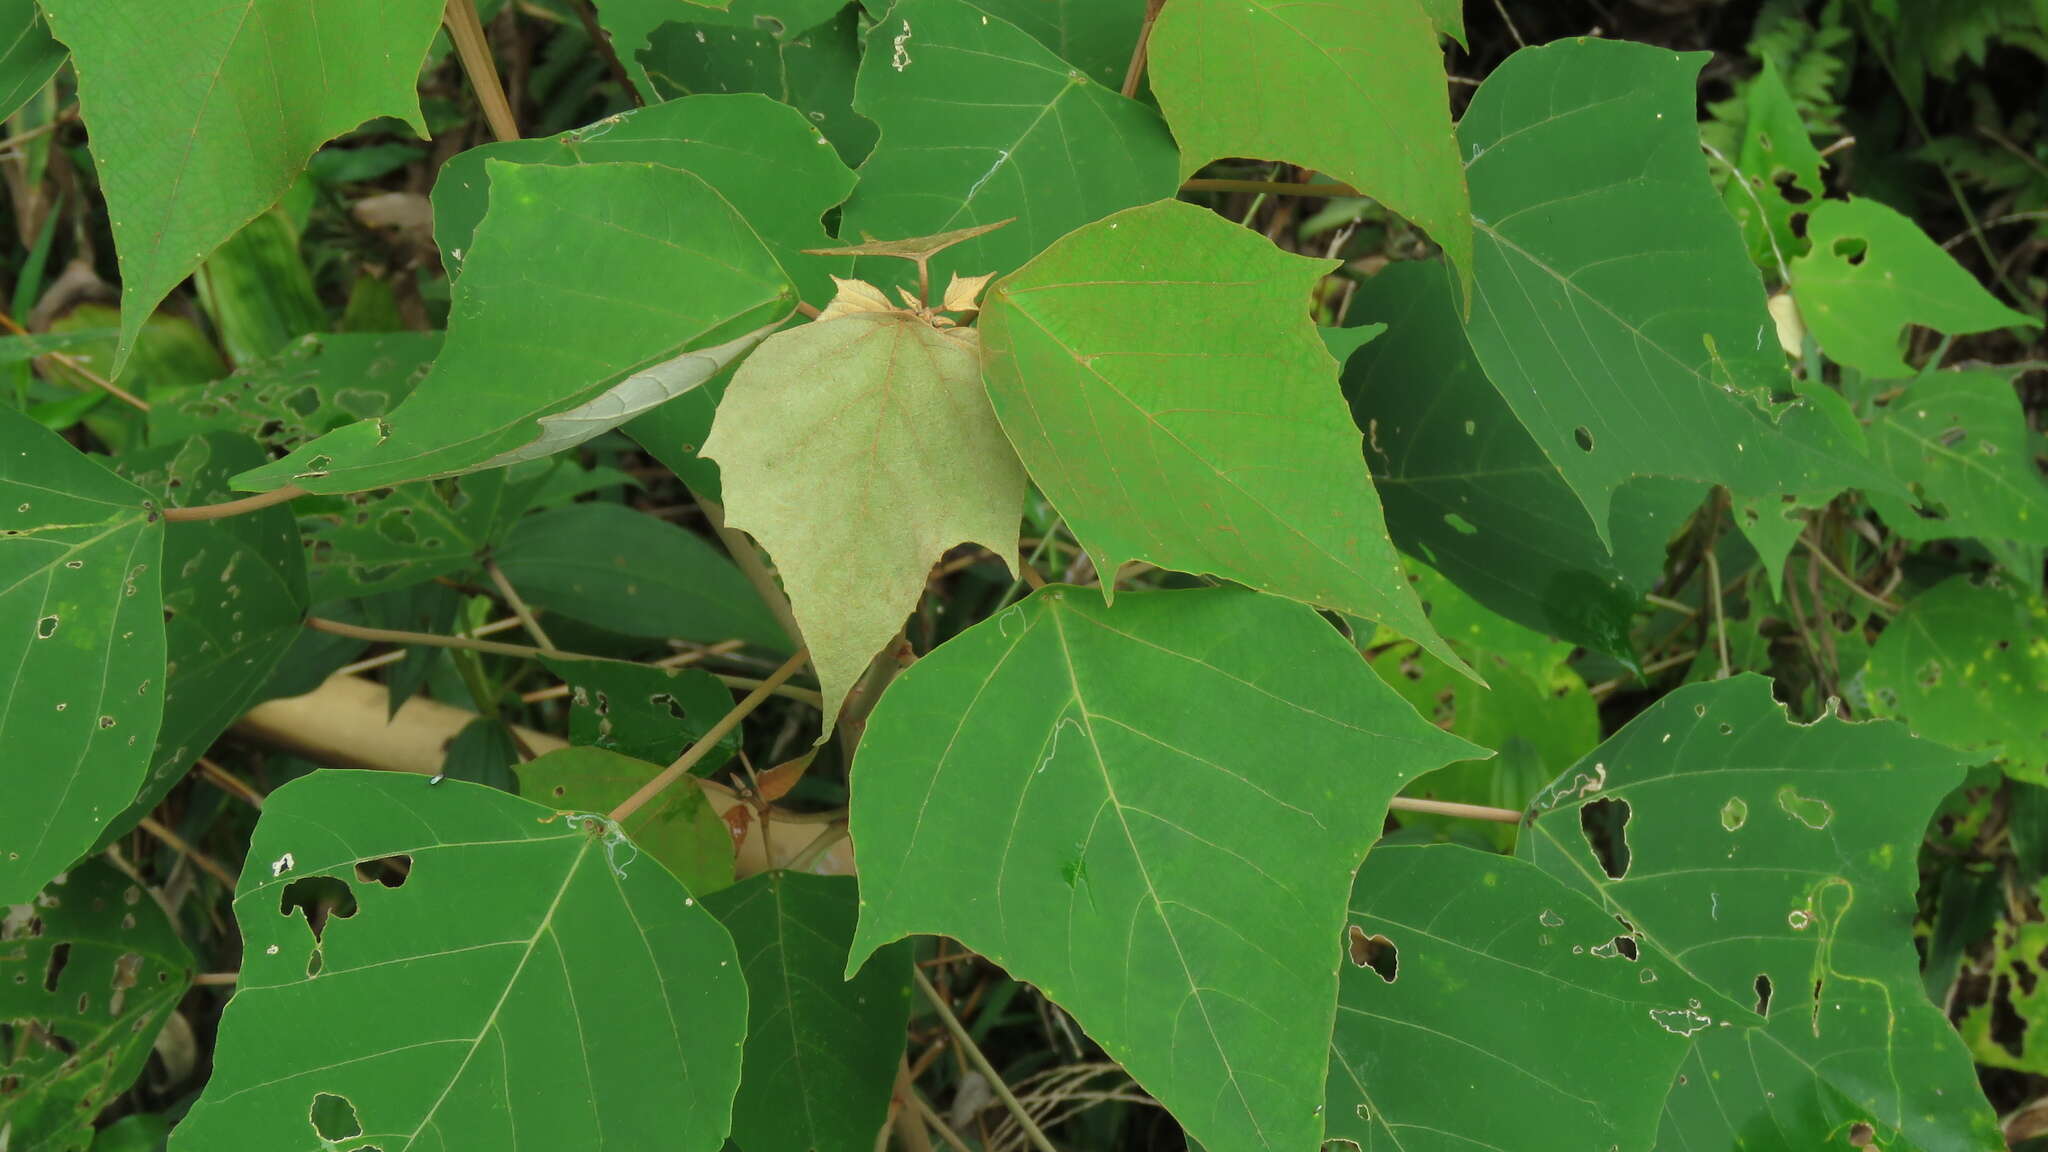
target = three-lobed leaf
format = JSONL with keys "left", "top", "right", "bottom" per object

{"left": 980, "top": 199, "right": 1467, "bottom": 674}
{"left": 0, "top": 408, "right": 166, "bottom": 904}
{"left": 173, "top": 770, "right": 748, "bottom": 1152}
{"left": 848, "top": 586, "right": 1480, "bottom": 1152}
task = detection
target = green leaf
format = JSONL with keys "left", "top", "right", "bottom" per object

{"left": 589, "top": 0, "right": 734, "bottom": 98}
{"left": 1865, "top": 369, "right": 2048, "bottom": 548}
{"left": 39, "top": 0, "right": 443, "bottom": 373}
{"left": 966, "top": 0, "right": 1141, "bottom": 87}
{"left": 431, "top": 94, "right": 856, "bottom": 306}
{"left": 439, "top": 715, "right": 522, "bottom": 791}
{"left": 847, "top": 585, "right": 1480, "bottom": 1152}
{"left": 706, "top": 872, "right": 913, "bottom": 1152}
{"left": 1864, "top": 574, "right": 2048, "bottom": 785}
{"left": 1519, "top": 675, "right": 2002, "bottom": 1152}
{"left": 148, "top": 332, "right": 441, "bottom": 453}
{"left": 703, "top": 309, "right": 1025, "bottom": 723}
{"left": 839, "top": 0, "right": 1181, "bottom": 291}
{"left": 980, "top": 199, "right": 1467, "bottom": 675}
{"left": 0, "top": 859, "right": 196, "bottom": 1151}
{"left": 0, "top": 408, "right": 165, "bottom": 904}
{"left": 1458, "top": 39, "right": 1886, "bottom": 578}
{"left": 623, "top": 364, "right": 733, "bottom": 502}
{"left": 237, "top": 161, "right": 797, "bottom": 494}
{"left": 1148, "top": 0, "right": 1473, "bottom": 284}
{"left": 641, "top": 6, "right": 877, "bottom": 168}
{"left": 0, "top": 0, "right": 66, "bottom": 123}
{"left": 171, "top": 770, "right": 748, "bottom": 1152}
{"left": 1342, "top": 260, "right": 1703, "bottom": 659}
{"left": 302, "top": 466, "right": 542, "bottom": 603}
{"left": 1957, "top": 870, "right": 2048, "bottom": 1073}
{"left": 1790, "top": 198, "right": 2037, "bottom": 379}
{"left": 194, "top": 204, "right": 327, "bottom": 364}
{"left": 1326, "top": 845, "right": 1724, "bottom": 1151}
{"left": 98, "top": 433, "right": 308, "bottom": 847}
{"left": 494, "top": 501, "right": 790, "bottom": 651}
{"left": 539, "top": 654, "right": 742, "bottom": 768}
{"left": 1720, "top": 58, "right": 1827, "bottom": 270}
{"left": 518, "top": 747, "right": 736, "bottom": 897}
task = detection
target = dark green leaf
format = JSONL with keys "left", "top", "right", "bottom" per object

{"left": 171, "top": 770, "right": 747, "bottom": 1151}
{"left": 302, "top": 466, "right": 542, "bottom": 603}
{"left": 0, "top": 408, "right": 165, "bottom": 904}
{"left": 0, "top": 860, "right": 196, "bottom": 1152}
{"left": 148, "top": 332, "right": 440, "bottom": 454}
{"left": 540, "top": 655, "right": 741, "bottom": 768}
{"left": 194, "top": 206, "right": 326, "bottom": 364}
{"left": 589, "top": 0, "right": 737, "bottom": 97}
{"left": 440, "top": 715, "right": 521, "bottom": 792}
{"left": 848, "top": 586, "right": 1479, "bottom": 1152}
{"left": 1865, "top": 370, "right": 2048, "bottom": 550}
{"left": 707, "top": 872, "right": 912, "bottom": 1152}
{"left": 1519, "top": 675, "right": 2001, "bottom": 1151}
{"left": 0, "top": 0, "right": 66, "bottom": 123}
{"left": 640, "top": 6, "right": 877, "bottom": 168}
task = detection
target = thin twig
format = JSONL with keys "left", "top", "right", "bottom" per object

{"left": 160, "top": 485, "right": 307, "bottom": 522}
{"left": 337, "top": 616, "right": 527, "bottom": 676}
{"left": 196, "top": 757, "right": 265, "bottom": 808}
{"left": 192, "top": 971, "right": 240, "bottom": 987}
{"left": 444, "top": 0, "right": 521, "bottom": 142}
{"left": 1121, "top": 0, "right": 1168, "bottom": 99}
{"left": 912, "top": 967, "right": 1061, "bottom": 1152}
{"left": 1387, "top": 796, "right": 1521, "bottom": 824}
{"left": 0, "top": 308, "right": 150, "bottom": 411}
{"left": 608, "top": 649, "right": 809, "bottom": 823}
{"left": 1703, "top": 549, "right": 1731, "bottom": 679}
{"left": 1800, "top": 533, "right": 1900, "bottom": 613}
{"left": 1490, "top": 0, "right": 1525, "bottom": 46}
{"left": 136, "top": 816, "right": 239, "bottom": 888}
{"left": 570, "top": 0, "right": 641, "bottom": 103}
{"left": 485, "top": 557, "right": 557, "bottom": 649}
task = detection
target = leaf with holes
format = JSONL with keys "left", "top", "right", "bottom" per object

{"left": 494, "top": 502, "right": 790, "bottom": 652}
{"left": 0, "top": 859, "right": 196, "bottom": 1151}
{"left": 1790, "top": 198, "right": 2037, "bottom": 379}
{"left": 1341, "top": 260, "right": 1705, "bottom": 660}
{"left": 1863, "top": 574, "right": 2048, "bottom": 786}
{"left": 170, "top": 770, "right": 747, "bottom": 1152}
{"left": 702, "top": 305, "right": 1026, "bottom": 723}
{"left": 1458, "top": 39, "right": 1891, "bottom": 580}
{"left": 1864, "top": 370, "right": 2048, "bottom": 551}
{"left": 517, "top": 746, "right": 735, "bottom": 897}
{"left": 838, "top": 0, "right": 1181, "bottom": 293}
{"left": 1956, "top": 870, "right": 2048, "bottom": 1074}
{"left": 1518, "top": 675, "right": 2002, "bottom": 1151}
{"left": 1719, "top": 58, "right": 1826, "bottom": 269}
{"left": 0, "top": 408, "right": 165, "bottom": 905}
{"left": 981, "top": 199, "right": 1467, "bottom": 675}
{"left": 706, "top": 872, "right": 913, "bottom": 1152}
{"left": 588, "top": 0, "right": 736, "bottom": 98}
{"left": 99, "top": 433, "right": 307, "bottom": 846}
{"left": 640, "top": 6, "right": 876, "bottom": 168}
{"left": 1148, "top": 0, "right": 1472, "bottom": 285}
{"left": 302, "top": 465, "right": 544, "bottom": 603}
{"left": 431, "top": 95, "right": 855, "bottom": 306}
{"left": 235, "top": 161, "right": 796, "bottom": 495}
{"left": 539, "top": 655, "right": 741, "bottom": 769}
{"left": 37, "top": 0, "right": 444, "bottom": 373}
{"left": 1326, "top": 844, "right": 1726, "bottom": 1151}
{"left": 847, "top": 586, "right": 1480, "bottom": 1152}
{"left": 147, "top": 332, "right": 441, "bottom": 453}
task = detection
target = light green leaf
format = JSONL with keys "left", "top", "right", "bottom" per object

{"left": 980, "top": 199, "right": 1467, "bottom": 676}
{"left": 589, "top": 0, "right": 735, "bottom": 98}
{"left": 1342, "top": 260, "right": 1703, "bottom": 660}
{"left": 1864, "top": 574, "right": 2048, "bottom": 785}
{"left": 302, "top": 466, "right": 543, "bottom": 603}
{"left": 704, "top": 309, "right": 1024, "bottom": 723}
{"left": 171, "top": 770, "right": 748, "bottom": 1152}
{"left": 839, "top": 0, "right": 1181, "bottom": 291}
{"left": 0, "top": 859, "right": 196, "bottom": 1152}
{"left": 98, "top": 434, "right": 308, "bottom": 847}
{"left": 431, "top": 94, "right": 856, "bottom": 305}
{"left": 1519, "top": 675, "right": 2002, "bottom": 1152}
{"left": 236, "top": 161, "right": 796, "bottom": 494}
{"left": 494, "top": 501, "right": 790, "bottom": 651}
{"left": 1327, "top": 845, "right": 1723, "bottom": 1151}
{"left": 0, "top": 0, "right": 66, "bottom": 123}
{"left": 38, "top": 0, "right": 444, "bottom": 373}
{"left": 706, "top": 872, "right": 913, "bottom": 1152}
{"left": 1866, "top": 369, "right": 2048, "bottom": 548}
{"left": 640, "top": 5, "right": 877, "bottom": 168}
{"left": 1459, "top": 39, "right": 1887, "bottom": 578}
{"left": 1149, "top": 0, "right": 1472, "bottom": 283}
{"left": 1416, "top": 0, "right": 1465, "bottom": 44}
{"left": 1790, "top": 198, "right": 2037, "bottom": 379}
{"left": 1720, "top": 58, "right": 1827, "bottom": 270}
{"left": 539, "top": 654, "right": 742, "bottom": 769}
{"left": 148, "top": 332, "right": 441, "bottom": 453}
{"left": 518, "top": 746, "right": 735, "bottom": 897}
{"left": 194, "top": 204, "right": 327, "bottom": 364}
{"left": 0, "top": 408, "right": 165, "bottom": 904}
{"left": 847, "top": 586, "right": 1480, "bottom": 1152}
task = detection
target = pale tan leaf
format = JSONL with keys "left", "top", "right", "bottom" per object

{"left": 941, "top": 272, "right": 994, "bottom": 314}
{"left": 817, "top": 276, "right": 900, "bottom": 323}
{"left": 701, "top": 313, "right": 1027, "bottom": 727}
